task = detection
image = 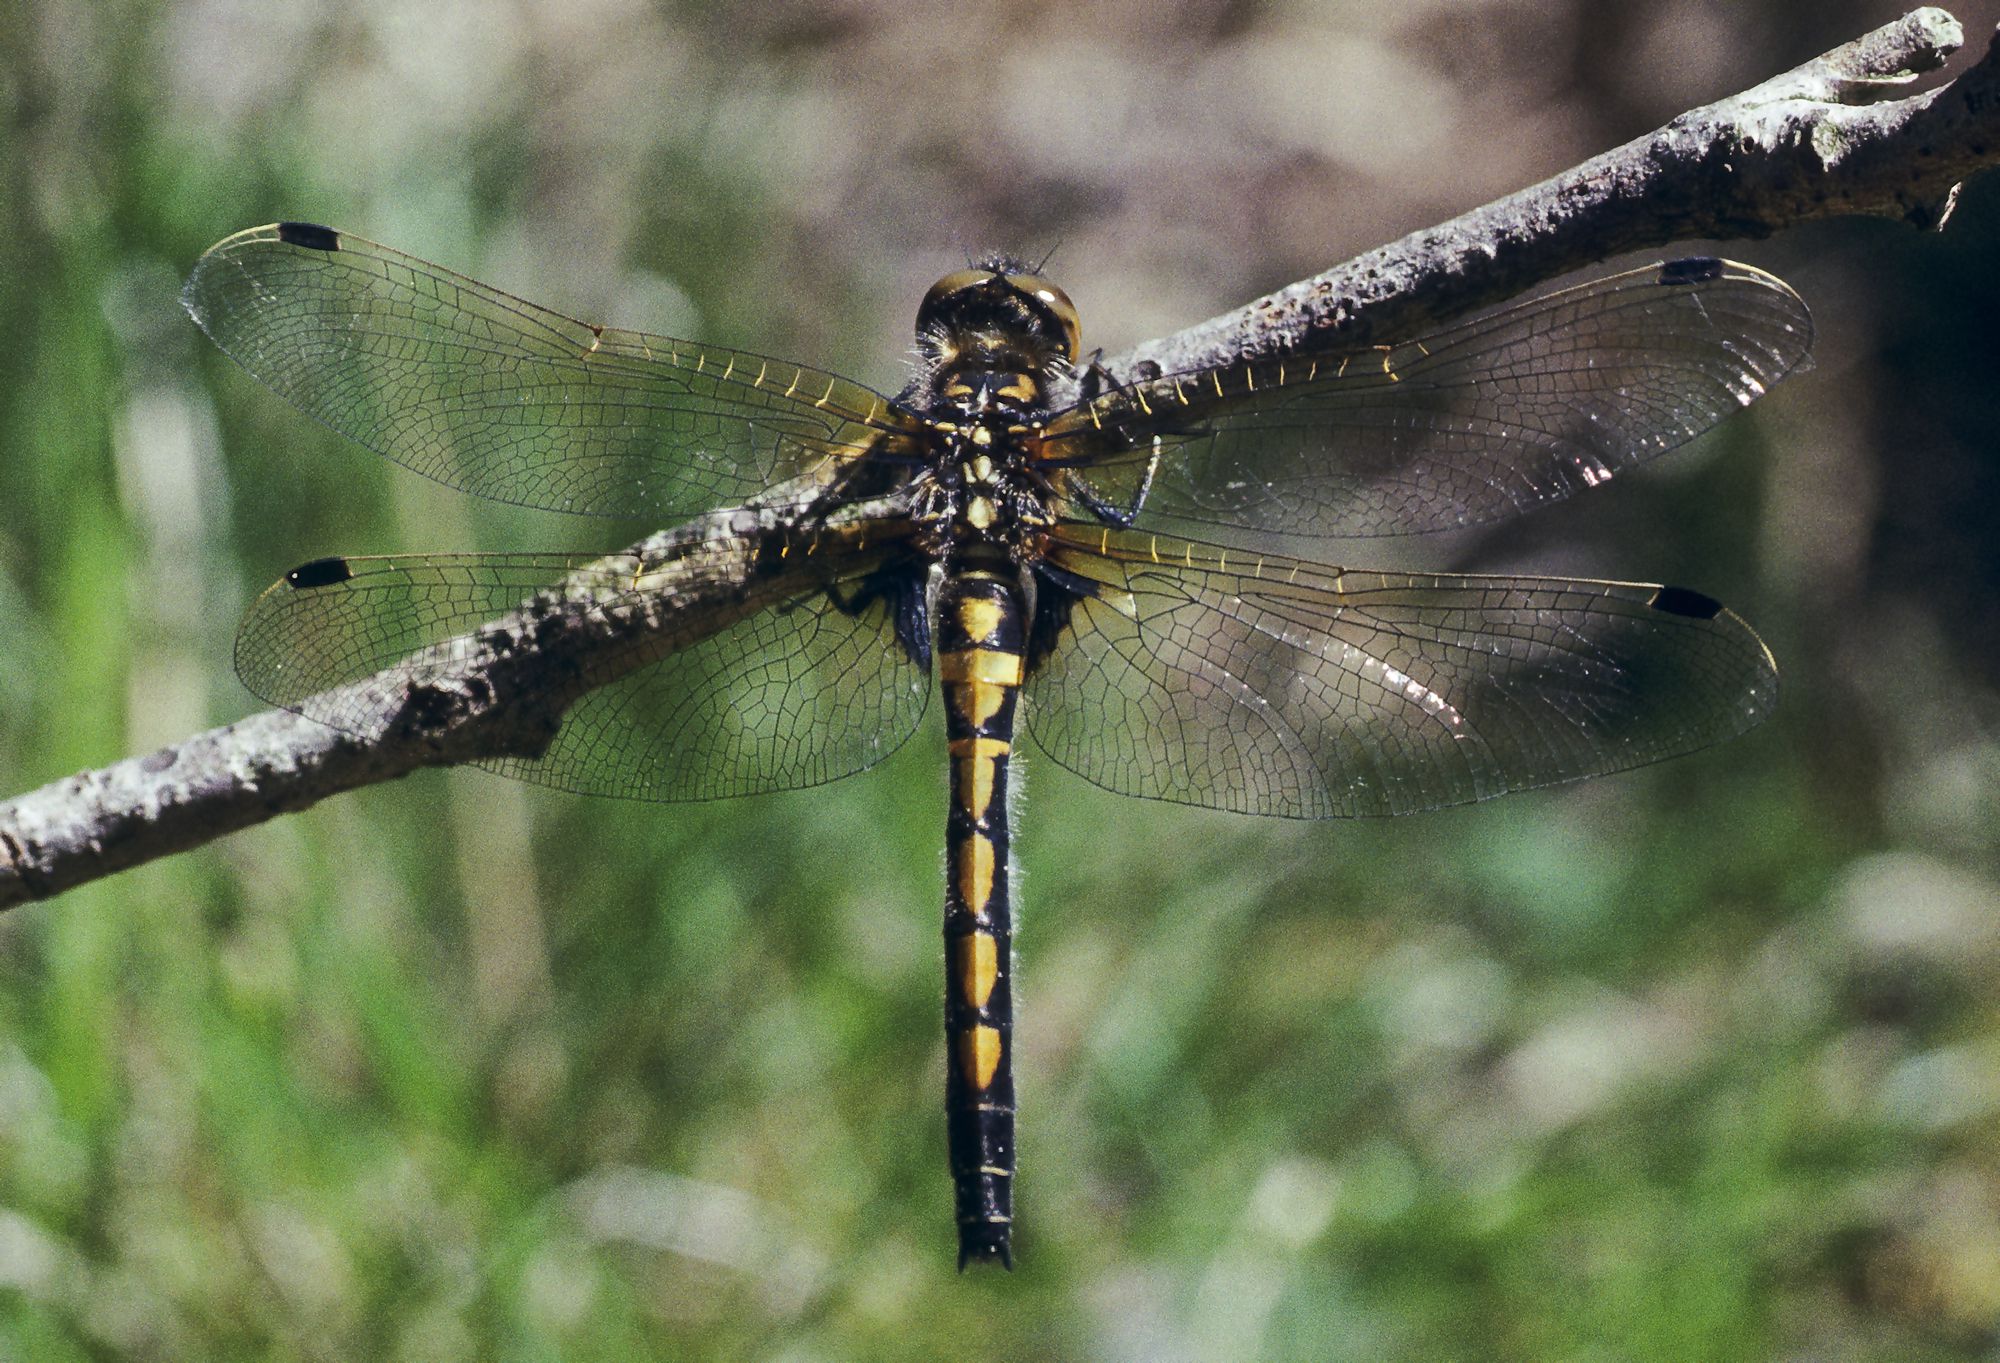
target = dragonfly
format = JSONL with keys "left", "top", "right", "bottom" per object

{"left": 184, "top": 222, "right": 1811, "bottom": 1268}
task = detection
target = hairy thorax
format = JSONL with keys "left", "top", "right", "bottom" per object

{"left": 905, "top": 367, "right": 1060, "bottom": 565}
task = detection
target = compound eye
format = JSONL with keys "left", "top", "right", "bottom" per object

{"left": 919, "top": 268, "right": 999, "bottom": 325}
{"left": 1003, "top": 271, "right": 1081, "bottom": 362}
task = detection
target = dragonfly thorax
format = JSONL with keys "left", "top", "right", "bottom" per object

{"left": 908, "top": 405, "right": 1055, "bottom": 561}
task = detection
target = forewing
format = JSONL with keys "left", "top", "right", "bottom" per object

{"left": 236, "top": 548, "right": 930, "bottom": 800}
{"left": 185, "top": 223, "right": 908, "bottom": 519}
{"left": 1026, "top": 529, "right": 1777, "bottom": 817}
{"left": 1042, "top": 260, "right": 1810, "bottom": 543}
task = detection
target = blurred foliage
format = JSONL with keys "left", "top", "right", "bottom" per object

{"left": 2, "top": 0, "right": 2000, "bottom": 1359}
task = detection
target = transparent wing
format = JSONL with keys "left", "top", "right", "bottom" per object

{"left": 185, "top": 223, "right": 911, "bottom": 519}
{"left": 236, "top": 547, "right": 930, "bottom": 800}
{"left": 1041, "top": 259, "right": 1811, "bottom": 543}
{"left": 1025, "top": 528, "right": 1777, "bottom": 818}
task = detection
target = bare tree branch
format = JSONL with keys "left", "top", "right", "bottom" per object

{"left": 5, "top": 8, "right": 1998, "bottom": 910}
{"left": 2, "top": 494, "right": 894, "bottom": 907}
{"left": 1108, "top": 6, "right": 1991, "bottom": 382}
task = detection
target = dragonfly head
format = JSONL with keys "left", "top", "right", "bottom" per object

{"left": 913, "top": 257, "right": 1081, "bottom": 405}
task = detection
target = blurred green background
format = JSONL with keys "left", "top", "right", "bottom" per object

{"left": 3, "top": 1, "right": 2000, "bottom": 1358}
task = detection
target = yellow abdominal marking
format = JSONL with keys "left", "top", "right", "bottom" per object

{"left": 959, "top": 1025, "right": 1004, "bottom": 1090}
{"left": 957, "top": 932, "right": 999, "bottom": 1009}
{"left": 966, "top": 496, "right": 996, "bottom": 530}
{"left": 952, "top": 731, "right": 1016, "bottom": 819}
{"left": 949, "top": 735, "right": 1012, "bottom": 759}
{"left": 957, "top": 597, "right": 1005, "bottom": 643}
{"left": 957, "top": 750, "right": 998, "bottom": 820}
{"left": 940, "top": 648, "right": 1024, "bottom": 686}
{"left": 954, "top": 681, "right": 1006, "bottom": 727}
{"left": 958, "top": 832, "right": 995, "bottom": 915}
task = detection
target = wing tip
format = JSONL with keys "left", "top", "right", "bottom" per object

{"left": 1662, "top": 255, "right": 1816, "bottom": 372}
{"left": 1648, "top": 584, "right": 1783, "bottom": 730}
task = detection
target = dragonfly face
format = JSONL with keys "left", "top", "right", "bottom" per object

{"left": 185, "top": 222, "right": 1812, "bottom": 1268}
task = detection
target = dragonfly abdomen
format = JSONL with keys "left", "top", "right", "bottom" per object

{"left": 937, "top": 568, "right": 1025, "bottom": 1269}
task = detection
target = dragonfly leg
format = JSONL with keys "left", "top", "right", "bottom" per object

{"left": 820, "top": 564, "right": 931, "bottom": 669}
{"left": 1066, "top": 434, "right": 1163, "bottom": 529}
